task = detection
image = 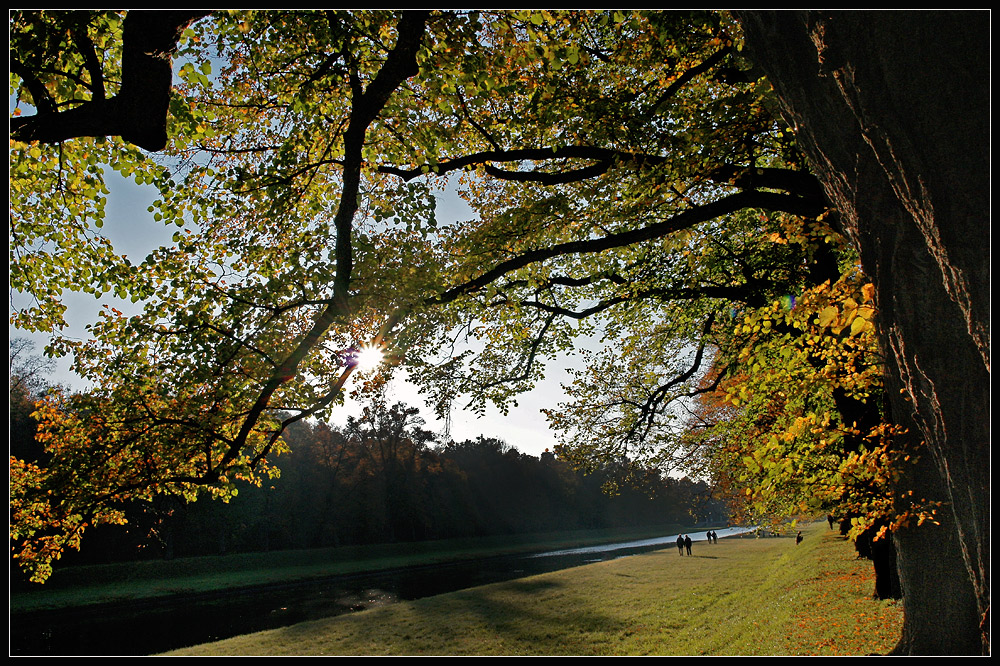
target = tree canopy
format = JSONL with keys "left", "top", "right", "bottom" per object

{"left": 10, "top": 10, "right": 828, "bottom": 577}
{"left": 8, "top": 9, "right": 989, "bottom": 654}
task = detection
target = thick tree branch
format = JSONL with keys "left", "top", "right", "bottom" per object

{"left": 433, "top": 189, "right": 826, "bottom": 306}
{"left": 216, "top": 12, "right": 430, "bottom": 476}
{"left": 379, "top": 145, "right": 626, "bottom": 181}
{"left": 381, "top": 144, "right": 822, "bottom": 198}
{"left": 483, "top": 160, "right": 613, "bottom": 185}
{"left": 10, "top": 11, "right": 208, "bottom": 151}
{"left": 71, "top": 25, "right": 106, "bottom": 102}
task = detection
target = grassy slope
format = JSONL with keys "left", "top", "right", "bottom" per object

{"left": 163, "top": 522, "right": 903, "bottom": 656}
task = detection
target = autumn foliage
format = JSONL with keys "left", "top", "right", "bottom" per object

{"left": 684, "top": 226, "right": 935, "bottom": 543}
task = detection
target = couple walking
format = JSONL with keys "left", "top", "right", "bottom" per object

{"left": 675, "top": 533, "right": 692, "bottom": 556}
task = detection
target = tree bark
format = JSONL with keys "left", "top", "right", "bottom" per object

{"left": 736, "top": 10, "right": 989, "bottom": 655}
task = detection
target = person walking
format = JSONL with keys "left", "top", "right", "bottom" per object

{"left": 676, "top": 534, "right": 685, "bottom": 556}
{"left": 684, "top": 534, "right": 693, "bottom": 556}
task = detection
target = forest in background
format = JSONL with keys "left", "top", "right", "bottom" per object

{"left": 11, "top": 348, "right": 722, "bottom": 576}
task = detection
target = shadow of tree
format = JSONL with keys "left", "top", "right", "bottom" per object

{"left": 269, "top": 575, "right": 628, "bottom": 655}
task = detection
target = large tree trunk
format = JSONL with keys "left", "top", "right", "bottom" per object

{"left": 735, "top": 11, "right": 989, "bottom": 654}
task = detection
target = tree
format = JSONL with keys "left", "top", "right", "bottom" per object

{"left": 10, "top": 11, "right": 208, "bottom": 150}
{"left": 342, "top": 399, "right": 438, "bottom": 541}
{"left": 734, "top": 11, "right": 989, "bottom": 654}
{"left": 9, "top": 10, "right": 988, "bottom": 654}
{"left": 0, "top": 7, "right": 853, "bottom": 564}
{"left": 11, "top": 9, "right": 810, "bottom": 578}
{"left": 680, "top": 257, "right": 907, "bottom": 601}
{"left": 9, "top": 338, "right": 56, "bottom": 463}
{"left": 11, "top": 9, "right": 438, "bottom": 581}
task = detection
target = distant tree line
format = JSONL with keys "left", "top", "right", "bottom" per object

{"left": 10, "top": 347, "right": 726, "bottom": 572}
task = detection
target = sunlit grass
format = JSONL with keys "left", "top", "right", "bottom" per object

{"left": 163, "top": 522, "right": 902, "bottom": 656}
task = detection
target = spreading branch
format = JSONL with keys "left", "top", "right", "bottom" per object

{"left": 433, "top": 189, "right": 826, "bottom": 306}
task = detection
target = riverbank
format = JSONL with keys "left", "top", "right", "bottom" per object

{"left": 163, "top": 522, "right": 903, "bottom": 656}
{"left": 11, "top": 524, "right": 690, "bottom": 614}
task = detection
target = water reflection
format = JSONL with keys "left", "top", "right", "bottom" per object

{"left": 529, "top": 527, "right": 755, "bottom": 558}
{"left": 11, "top": 528, "right": 754, "bottom": 656}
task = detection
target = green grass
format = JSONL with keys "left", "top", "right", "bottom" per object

{"left": 11, "top": 524, "right": 687, "bottom": 613}
{"left": 161, "top": 522, "right": 903, "bottom": 656}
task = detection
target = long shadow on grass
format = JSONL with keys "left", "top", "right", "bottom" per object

{"left": 270, "top": 577, "right": 629, "bottom": 655}
{"left": 442, "top": 578, "right": 629, "bottom": 652}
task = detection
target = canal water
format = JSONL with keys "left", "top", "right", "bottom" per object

{"left": 10, "top": 527, "right": 752, "bottom": 656}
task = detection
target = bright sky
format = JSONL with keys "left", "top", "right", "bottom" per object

{"left": 9, "top": 170, "right": 573, "bottom": 458}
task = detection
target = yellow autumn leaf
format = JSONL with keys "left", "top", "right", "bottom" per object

{"left": 850, "top": 315, "right": 870, "bottom": 336}
{"left": 816, "top": 305, "right": 839, "bottom": 328}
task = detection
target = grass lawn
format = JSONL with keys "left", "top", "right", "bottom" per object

{"left": 162, "top": 521, "right": 903, "bottom": 656}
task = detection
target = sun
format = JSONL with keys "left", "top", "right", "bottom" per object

{"left": 352, "top": 343, "right": 385, "bottom": 372}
